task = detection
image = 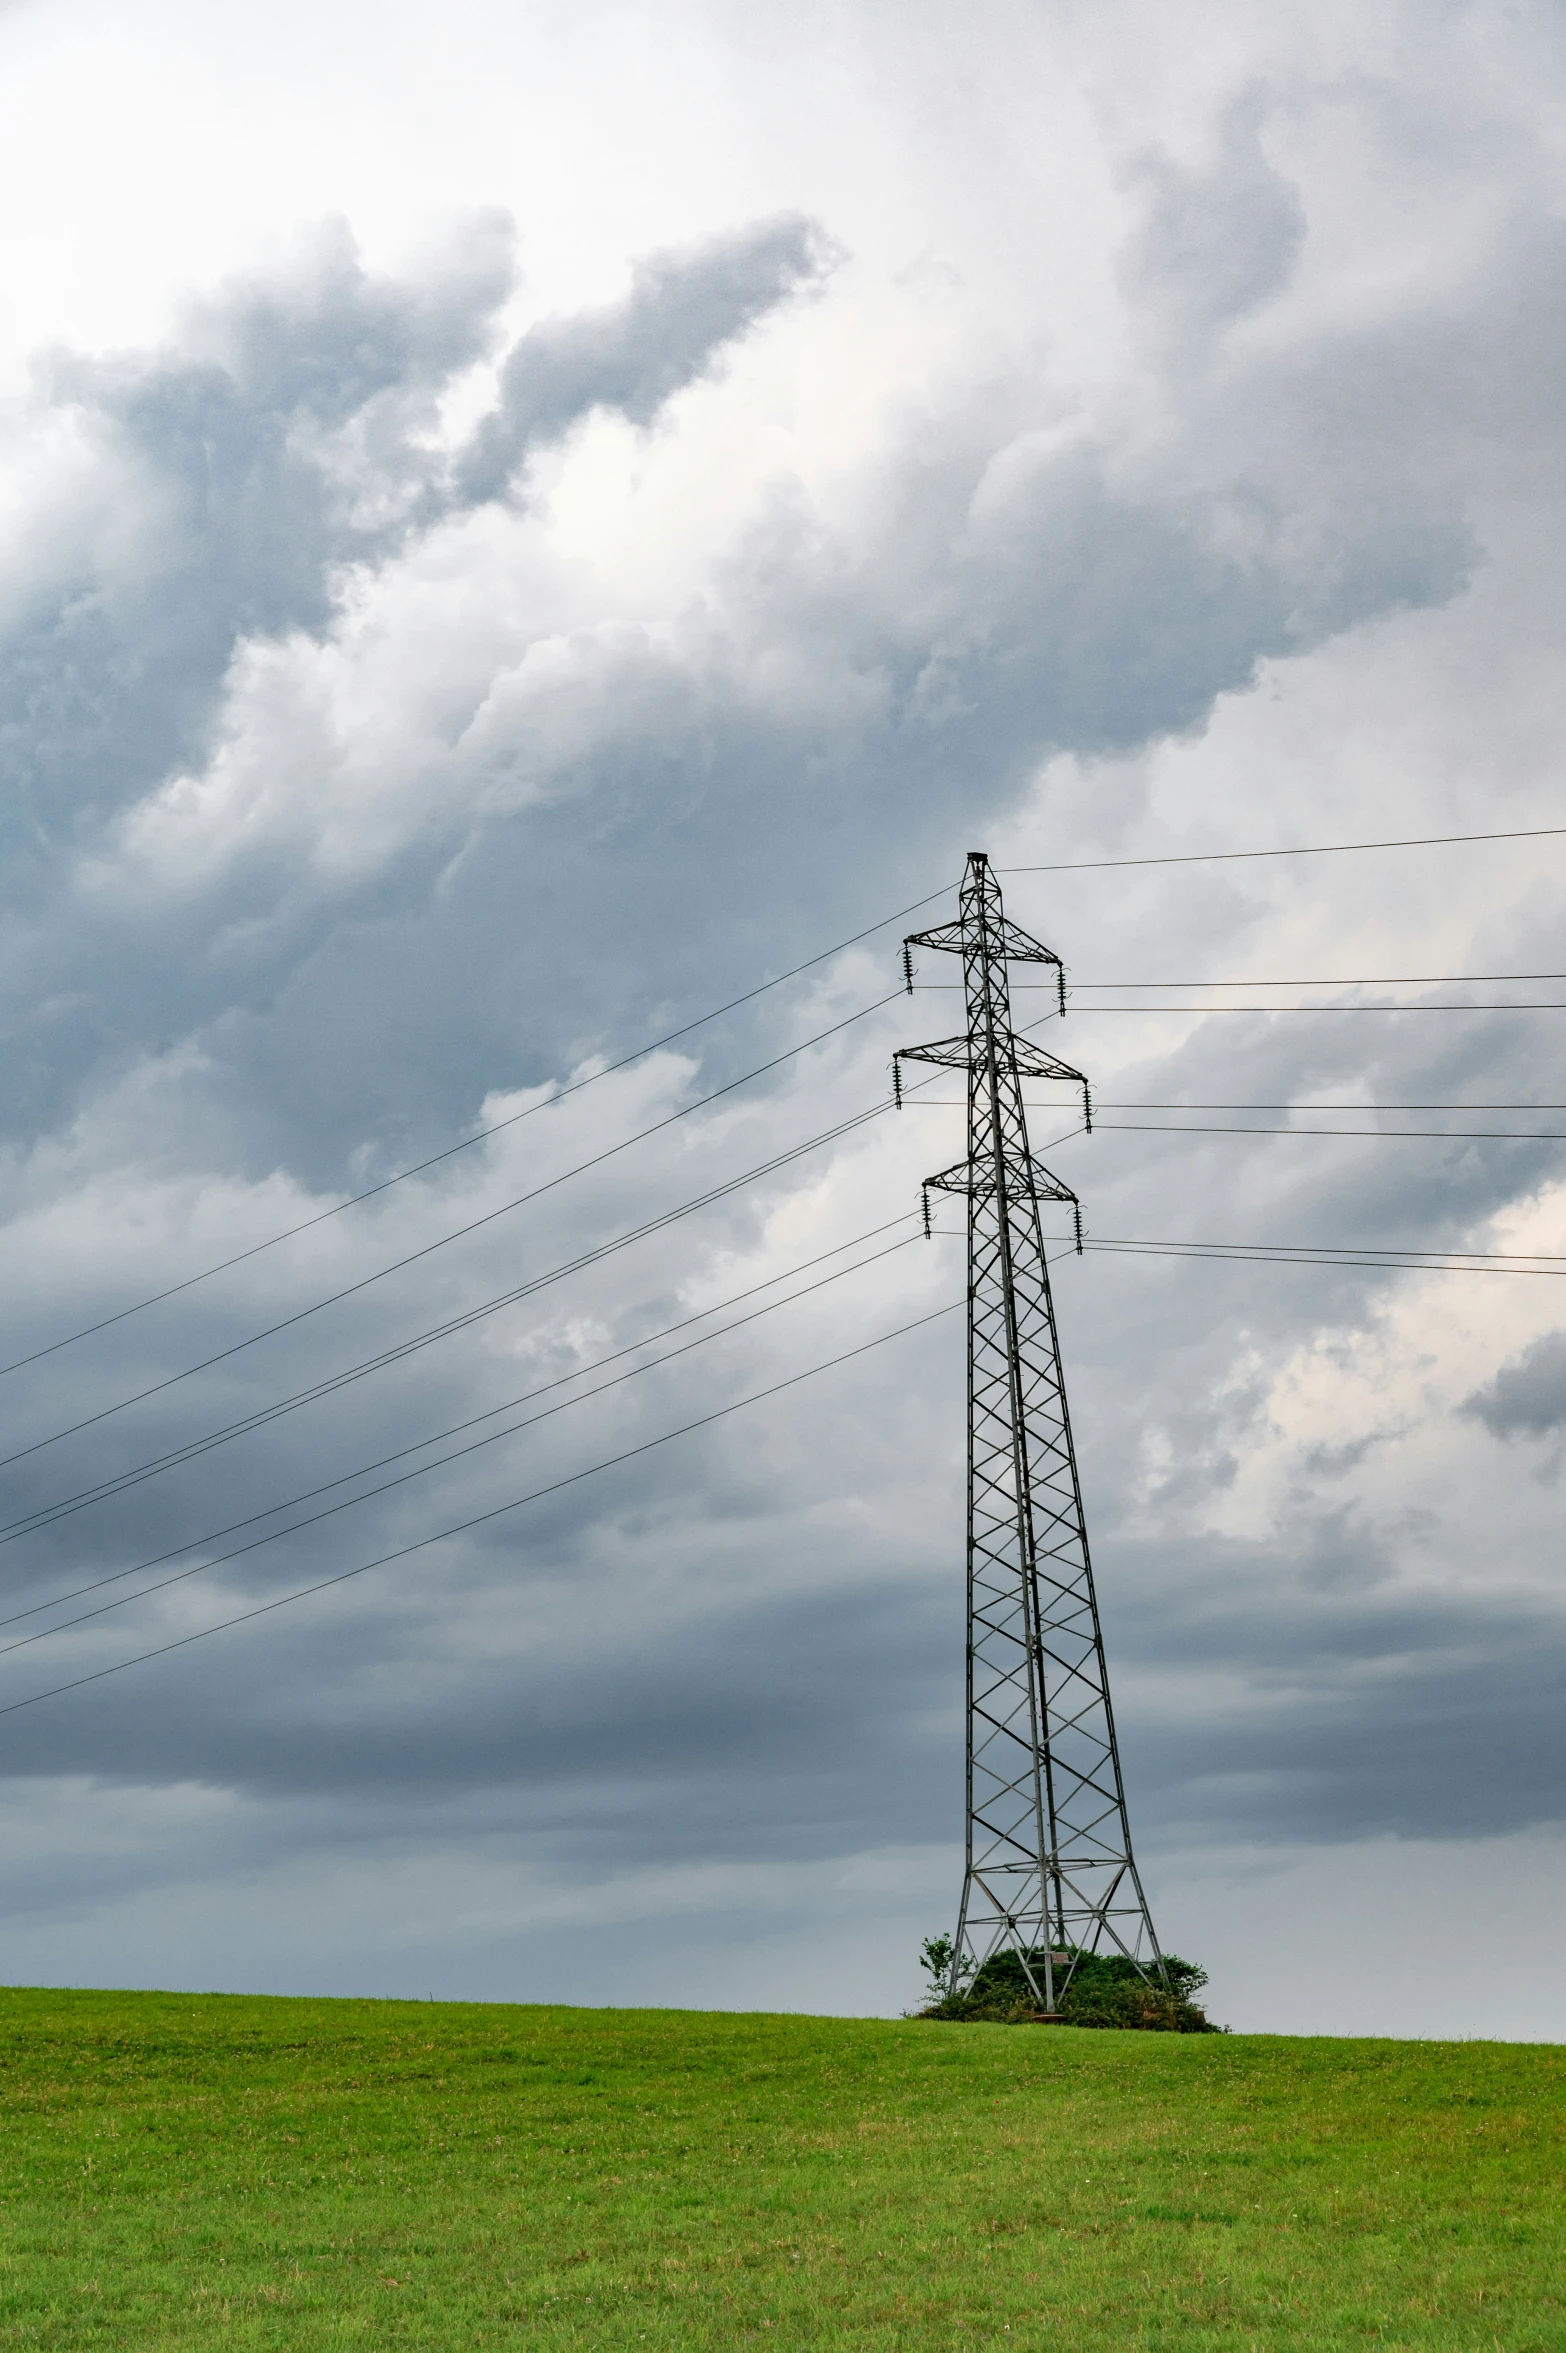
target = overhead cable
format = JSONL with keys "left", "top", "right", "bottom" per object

{"left": 933, "top": 1229, "right": 1566, "bottom": 1276}
{"left": 918, "top": 972, "right": 1566, "bottom": 990}
{"left": 0, "top": 1301, "right": 964, "bottom": 1722}
{"left": 0, "top": 884, "right": 954, "bottom": 1382}
{"left": 0, "top": 1009, "right": 990, "bottom": 1545}
{"left": 0, "top": 1094, "right": 903, "bottom": 1546}
{"left": 0, "top": 990, "right": 903, "bottom": 1477}
{"left": 1096, "top": 1123, "right": 1566, "bottom": 1142}
{"left": 1079, "top": 1241, "right": 1566, "bottom": 1279}
{"left": 1093, "top": 1102, "right": 1566, "bottom": 1112}
{"left": 901, "top": 1108, "right": 1566, "bottom": 1136}
{"left": 1036, "top": 1001, "right": 1566, "bottom": 1014}
{"left": 999, "top": 823, "right": 1566, "bottom": 875}
{"left": 1073, "top": 1235, "right": 1566, "bottom": 1264}
{"left": 0, "top": 1225, "right": 928, "bottom": 1656}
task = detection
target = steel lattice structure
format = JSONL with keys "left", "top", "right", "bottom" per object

{"left": 897, "top": 851, "right": 1164, "bottom": 2014}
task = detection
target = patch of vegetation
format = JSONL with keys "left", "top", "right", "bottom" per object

{"left": 915, "top": 1934, "right": 1221, "bottom": 2031}
{"left": 0, "top": 1985, "right": 1559, "bottom": 2347}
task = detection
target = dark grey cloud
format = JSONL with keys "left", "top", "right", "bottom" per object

{"left": 1, "top": 1421, "right": 1559, "bottom": 1882}
{"left": 1104, "top": 1530, "right": 1566, "bottom": 1847}
{"left": 1120, "top": 85, "right": 1306, "bottom": 337}
{"left": 1463, "top": 1331, "right": 1566, "bottom": 1440}
{"left": 453, "top": 214, "right": 833, "bottom": 502}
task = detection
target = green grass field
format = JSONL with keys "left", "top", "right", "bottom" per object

{"left": 0, "top": 1988, "right": 1560, "bottom": 2349}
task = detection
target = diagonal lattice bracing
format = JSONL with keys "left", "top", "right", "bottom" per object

{"left": 897, "top": 851, "right": 1164, "bottom": 2014}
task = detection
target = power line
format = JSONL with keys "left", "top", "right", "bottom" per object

{"left": 1081, "top": 972, "right": 1566, "bottom": 987}
{"left": 0, "top": 884, "right": 954, "bottom": 1383}
{"left": 1094, "top": 1103, "right": 1566, "bottom": 1112}
{"left": 1078, "top": 1240, "right": 1566, "bottom": 1279}
{"left": 918, "top": 972, "right": 1566, "bottom": 989}
{"left": 1061, "top": 1233, "right": 1566, "bottom": 1264}
{"left": 0, "top": 990, "right": 903, "bottom": 1479}
{"left": 902, "top": 1107, "right": 1566, "bottom": 1132}
{"left": 0, "top": 1301, "right": 963, "bottom": 1723}
{"left": 991, "top": 1228, "right": 1566, "bottom": 1267}
{"left": 0, "top": 1093, "right": 901, "bottom": 1548}
{"left": 999, "top": 823, "right": 1566, "bottom": 875}
{"left": 0, "top": 1225, "right": 928, "bottom": 1658}
{"left": 1033, "top": 1001, "right": 1566, "bottom": 1013}
{"left": 1097, "top": 1123, "right": 1566, "bottom": 1142}
{"left": 0, "top": 1007, "right": 988, "bottom": 1548}
{"left": 931, "top": 1228, "right": 1566, "bottom": 1273}
{"left": 915, "top": 1103, "right": 1566, "bottom": 1136}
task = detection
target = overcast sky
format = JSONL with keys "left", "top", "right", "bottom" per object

{"left": 0, "top": 0, "right": 1561, "bottom": 2037}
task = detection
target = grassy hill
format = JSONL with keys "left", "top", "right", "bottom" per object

{"left": 0, "top": 1989, "right": 1559, "bottom": 2348}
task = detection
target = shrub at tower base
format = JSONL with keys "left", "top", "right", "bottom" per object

{"left": 915, "top": 1937, "right": 1221, "bottom": 2031}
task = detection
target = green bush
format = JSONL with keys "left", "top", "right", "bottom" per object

{"left": 916, "top": 1940, "right": 1220, "bottom": 2032}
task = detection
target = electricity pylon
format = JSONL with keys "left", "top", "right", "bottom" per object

{"left": 896, "top": 851, "right": 1164, "bottom": 2014}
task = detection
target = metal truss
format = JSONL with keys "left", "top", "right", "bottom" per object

{"left": 897, "top": 851, "right": 1164, "bottom": 2015}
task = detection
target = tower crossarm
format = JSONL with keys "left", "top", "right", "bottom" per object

{"left": 923, "top": 1156, "right": 1080, "bottom": 1211}
{"left": 897, "top": 1035, "right": 1085, "bottom": 1086}
{"left": 923, "top": 1156, "right": 984, "bottom": 1200}
{"left": 895, "top": 1034, "right": 975, "bottom": 1073}
{"left": 905, "top": 916, "right": 1065, "bottom": 969}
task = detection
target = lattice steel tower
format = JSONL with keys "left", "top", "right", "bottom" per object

{"left": 896, "top": 851, "right": 1164, "bottom": 2014}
